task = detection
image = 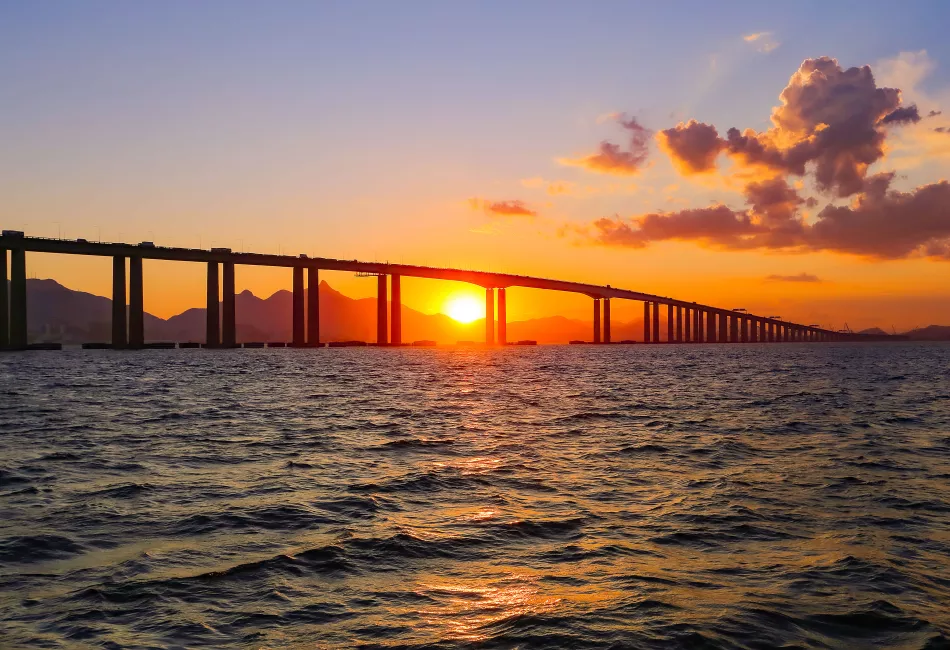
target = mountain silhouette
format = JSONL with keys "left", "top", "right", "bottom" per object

{"left": 16, "top": 278, "right": 629, "bottom": 344}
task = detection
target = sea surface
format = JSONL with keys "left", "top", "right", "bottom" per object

{"left": 1, "top": 344, "right": 950, "bottom": 649}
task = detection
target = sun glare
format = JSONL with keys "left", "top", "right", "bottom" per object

{"left": 445, "top": 296, "right": 483, "bottom": 323}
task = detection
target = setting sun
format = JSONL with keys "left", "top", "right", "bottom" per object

{"left": 445, "top": 295, "right": 483, "bottom": 323}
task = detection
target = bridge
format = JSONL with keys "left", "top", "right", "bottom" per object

{"left": 0, "top": 232, "right": 896, "bottom": 349}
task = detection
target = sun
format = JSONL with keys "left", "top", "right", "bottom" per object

{"left": 445, "top": 295, "right": 483, "bottom": 323}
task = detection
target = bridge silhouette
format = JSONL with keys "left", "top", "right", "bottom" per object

{"left": 0, "top": 232, "right": 896, "bottom": 349}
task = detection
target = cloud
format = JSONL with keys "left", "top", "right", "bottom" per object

{"left": 559, "top": 114, "right": 651, "bottom": 175}
{"left": 655, "top": 58, "right": 922, "bottom": 197}
{"left": 880, "top": 105, "right": 921, "bottom": 125}
{"left": 586, "top": 205, "right": 761, "bottom": 249}
{"left": 468, "top": 198, "right": 537, "bottom": 217}
{"left": 656, "top": 120, "right": 725, "bottom": 174}
{"left": 809, "top": 179, "right": 950, "bottom": 258}
{"left": 929, "top": 110, "right": 943, "bottom": 117}
{"left": 766, "top": 273, "right": 822, "bottom": 283}
{"left": 585, "top": 55, "right": 950, "bottom": 261}
{"left": 576, "top": 173, "right": 950, "bottom": 260}
{"left": 743, "top": 31, "right": 780, "bottom": 53}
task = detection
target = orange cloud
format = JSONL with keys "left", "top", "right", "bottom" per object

{"left": 558, "top": 114, "right": 651, "bottom": 175}
{"left": 576, "top": 175, "right": 950, "bottom": 260}
{"left": 656, "top": 120, "right": 724, "bottom": 174}
{"left": 766, "top": 273, "right": 822, "bottom": 282}
{"left": 468, "top": 198, "right": 537, "bottom": 217}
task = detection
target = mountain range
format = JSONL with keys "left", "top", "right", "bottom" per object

{"left": 15, "top": 279, "right": 950, "bottom": 344}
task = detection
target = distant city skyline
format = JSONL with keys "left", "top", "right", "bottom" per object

{"left": 3, "top": 1, "right": 950, "bottom": 330}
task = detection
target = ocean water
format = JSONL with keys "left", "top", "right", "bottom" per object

{"left": 1, "top": 344, "right": 950, "bottom": 649}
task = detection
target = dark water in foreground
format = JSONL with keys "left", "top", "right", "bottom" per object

{"left": 2, "top": 344, "right": 950, "bottom": 649}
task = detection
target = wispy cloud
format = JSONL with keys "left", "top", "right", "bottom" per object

{"left": 558, "top": 114, "right": 652, "bottom": 175}
{"left": 766, "top": 273, "right": 822, "bottom": 283}
{"left": 468, "top": 198, "right": 537, "bottom": 217}
{"left": 743, "top": 31, "right": 780, "bottom": 53}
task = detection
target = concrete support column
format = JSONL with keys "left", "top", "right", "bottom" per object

{"left": 291, "top": 266, "right": 305, "bottom": 346}
{"left": 307, "top": 267, "right": 319, "bottom": 346}
{"left": 676, "top": 306, "right": 683, "bottom": 343}
{"left": 718, "top": 313, "right": 727, "bottom": 343}
{"left": 653, "top": 301, "right": 660, "bottom": 343}
{"left": 643, "top": 302, "right": 651, "bottom": 343}
{"left": 667, "top": 304, "right": 674, "bottom": 343}
{"left": 129, "top": 257, "right": 144, "bottom": 348}
{"left": 207, "top": 262, "right": 220, "bottom": 348}
{"left": 9, "top": 249, "right": 26, "bottom": 349}
{"left": 706, "top": 310, "right": 715, "bottom": 343}
{"left": 0, "top": 249, "right": 7, "bottom": 347}
{"left": 498, "top": 288, "right": 507, "bottom": 345}
{"left": 603, "top": 298, "right": 610, "bottom": 344}
{"left": 376, "top": 273, "right": 387, "bottom": 346}
{"left": 749, "top": 319, "right": 758, "bottom": 343}
{"left": 593, "top": 298, "right": 601, "bottom": 344}
{"left": 768, "top": 322, "right": 776, "bottom": 342}
{"left": 780, "top": 325, "right": 787, "bottom": 342}
{"left": 391, "top": 274, "right": 402, "bottom": 346}
{"left": 740, "top": 317, "right": 748, "bottom": 343}
{"left": 694, "top": 308, "right": 701, "bottom": 342}
{"left": 730, "top": 314, "right": 739, "bottom": 343}
{"left": 112, "top": 256, "right": 127, "bottom": 349}
{"left": 223, "top": 262, "right": 236, "bottom": 348}
{"left": 485, "top": 288, "right": 494, "bottom": 345}
{"left": 684, "top": 308, "right": 691, "bottom": 342}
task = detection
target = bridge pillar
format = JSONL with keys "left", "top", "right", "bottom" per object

{"left": 718, "top": 313, "right": 727, "bottom": 343}
{"left": 207, "top": 262, "right": 220, "bottom": 348}
{"left": 593, "top": 298, "right": 601, "bottom": 343}
{"left": 769, "top": 322, "right": 776, "bottom": 342}
{"left": 498, "top": 288, "right": 507, "bottom": 345}
{"left": 0, "top": 249, "right": 7, "bottom": 347}
{"left": 9, "top": 249, "right": 26, "bottom": 349}
{"left": 603, "top": 298, "right": 610, "bottom": 343}
{"left": 643, "top": 300, "right": 653, "bottom": 343}
{"left": 653, "top": 301, "right": 660, "bottom": 343}
{"left": 129, "top": 256, "right": 144, "bottom": 348}
{"left": 391, "top": 274, "right": 402, "bottom": 346}
{"left": 308, "top": 267, "right": 320, "bottom": 346}
{"left": 781, "top": 324, "right": 788, "bottom": 342}
{"left": 667, "top": 304, "right": 673, "bottom": 343}
{"left": 223, "top": 262, "right": 236, "bottom": 348}
{"left": 704, "top": 310, "right": 713, "bottom": 343}
{"left": 485, "top": 288, "right": 494, "bottom": 344}
{"left": 749, "top": 318, "right": 757, "bottom": 343}
{"left": 694, "top": 308, "right": 701, "bottom": 342}
{"left": 684, "top": 308, "right": 691, "bottom": 342}
{"left": 376, "top": 273, "right": 387, "bottom": 346}
{"left": 112, "top": 256, "right": 127, "bottom": 349}
{"left": 730, "top": 314, "right": 739, "bottom": 343}
{"left": 740, "top": 317, "right": 748, "bottom": 343}
{"left": 676, "top": 306, "right": 682, "bottom": 342}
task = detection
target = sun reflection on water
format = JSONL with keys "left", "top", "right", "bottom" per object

{"left": 415, "top": 574, "right": 562, "bottom": 642}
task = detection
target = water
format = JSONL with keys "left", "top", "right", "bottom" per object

{"left": 2, "top": 344, "right": 950, "bottom": 649}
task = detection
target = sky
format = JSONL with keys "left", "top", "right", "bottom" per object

{"left": 2, "top": 0, "right": 950, "bottom": 331}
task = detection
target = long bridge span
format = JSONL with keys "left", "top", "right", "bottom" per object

{"left": 0, "top": 232, "right": 895, "bottom": 349}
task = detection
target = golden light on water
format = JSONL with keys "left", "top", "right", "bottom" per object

{"left": 445, "top": 295, "right": 483, "bottom": 323}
